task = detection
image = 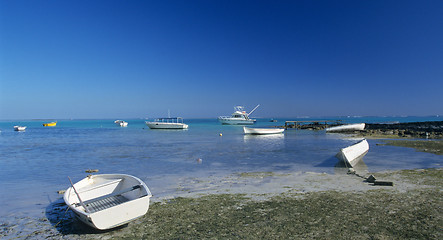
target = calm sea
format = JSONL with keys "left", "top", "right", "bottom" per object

{"left": 0, "top": 116, "right": 442, "bottom": 220}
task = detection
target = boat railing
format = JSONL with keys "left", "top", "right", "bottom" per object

{"left": 154, "top": 117, "right": 184, "bottom": 124}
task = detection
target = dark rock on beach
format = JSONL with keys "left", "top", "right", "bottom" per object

{"left": 285, "top": 121, "right": 443, "bottom": 138}
{"left": 362, "top": 121, "right": 443, "bottom": 139}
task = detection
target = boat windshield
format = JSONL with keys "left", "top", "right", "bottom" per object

{"left": 154, "top": 117, "right": 184, "bottom": 123}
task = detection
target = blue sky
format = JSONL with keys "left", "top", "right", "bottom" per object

{"left": 1, "top": 0, "right": 442, "bottom": 119}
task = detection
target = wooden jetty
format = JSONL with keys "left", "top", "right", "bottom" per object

{"left": 284, "top": 120, "right": 342, "bottom": 130}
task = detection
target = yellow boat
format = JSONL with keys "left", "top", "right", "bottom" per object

{"left": 43, "top": 121, "right": 57, "bottom": 127}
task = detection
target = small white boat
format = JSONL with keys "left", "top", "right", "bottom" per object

{"left": 326, "top": 123, "right": 365, "bottom": 132}
{"left": 335, "top": 139, "right": 369, "bottom": 168}
{"left": 145, "top": 117, "right": 188, "bottom": 129}
{"left": 64, "top": 174, "right": 152, "bottom": 230}
{"left": 114, "top": 120, "right": 128, "bottom": 127}
{"left": 243, "top": 126, "right": 285, "bottom": 135}
{"left": 218, "top": 105, "right": 260, "bottom": 125}
{"left": 14, "top": 126, "right": 27, "bottom": 131}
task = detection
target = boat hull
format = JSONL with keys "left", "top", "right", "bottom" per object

{"left": 114, "top": 120, "right": 128, "bottom": 127}
{"left": 118, "top": 122, "right": 128, "bottom": 127}
{"left": 335, "top": 139, "right": 369, "bottom": 167}
{"left": 43, "top": 122, "right": 57, "bottom": 127}
{"left": 218, "top": 118, "right": 255, "bottom": 125}
{"left": 145, "top": 122, "right": 188, "bottom": 129}
{"left": 64, "top": 174, "right": 152, "bottom": 230}
{"left": 14, "top": 126, "right": 26, "bottom": 131}
{"left": 326, "top": 123, "right": 365, "bottom": 132}
{"left": 243, "top": 127, "right": 285, "bottom": 135}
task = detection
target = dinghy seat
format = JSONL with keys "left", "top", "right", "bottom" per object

{"left": 77, "top": 185, "right": 142, "bottom": 213}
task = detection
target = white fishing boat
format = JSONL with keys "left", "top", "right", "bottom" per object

{"left": 145, "top": 117, "right": 188, "bottom": 129}
{"left": 114, "top": 120, "right": 128, "bottom": 127}
{"left": 218, "top": 105, "right": 260, "bottom": 125}
{"left": 64, "top": 174, "right": 152, "bottom": 230}
{"left": 14, "top": 126, "right": 27, "bottom": 131}
{"left": 243, "top": 126, "right": 285, "bottom": 135}
{"left": 335, "top": 139, "right": 369, "bottom": 168}
{"left": 326, "top": 123, "right": 365, "bottom": 132}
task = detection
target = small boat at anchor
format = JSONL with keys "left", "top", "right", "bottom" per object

{"left": 64, "top": 174, "right": 152, "bottom": 230}
{"left": 114, "top": 120, "right": 128, "bottom": 127}
{"left": 335, "top": 139, "right": 369, "bottom": 168}
{"left": 326, "top": 123, "right": 365, "bottom": 132}
{"left": 14, "top": 126, "right": 27, "bottom": 131}
{"left": 145, "top": 117, "right": 188, "bottom": 129}
{"left": 218, "top": 105, "right": 260, "bottom": 125}
{"left": 43, "top": 121, "right": 57, "bottom": 127}
{"left": 243, "top": 127, "right": 285, "bottom": 135}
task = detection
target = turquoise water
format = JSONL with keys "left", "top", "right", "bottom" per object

{"left": 0, "top": 117, "right": 442, "bottom": 220}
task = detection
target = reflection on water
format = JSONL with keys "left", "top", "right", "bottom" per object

{"left": 243, "top": 133, "right": 285, "bottom": 151}
{"left": 243, "top": 133, "right": 285, "bottom": 141}
{"left": 334, "top": 158, "right": 369, "bottom": 176}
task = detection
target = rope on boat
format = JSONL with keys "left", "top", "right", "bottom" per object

{"left": 347, "top": 168, "right": 393, "bottom": 186}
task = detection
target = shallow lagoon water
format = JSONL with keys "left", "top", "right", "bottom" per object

{"left": 0, "top": 117, "right": 442, "bottom": 224}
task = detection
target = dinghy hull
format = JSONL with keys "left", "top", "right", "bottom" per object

{"left": 336, "top": 139, "right": 369, "bottom": 168}
{"left": 243, "top": 127, "right": 285, "bottom": 135}
{"left": 64, "top": 174, "right": 152, "bottom": 230}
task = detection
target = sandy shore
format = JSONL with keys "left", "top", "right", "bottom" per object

{"left": 2, "top": 166, "right": 441, "bottom": 239}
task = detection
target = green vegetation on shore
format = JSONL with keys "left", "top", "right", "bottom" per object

{"left": 98, "top": 169, "right": 442, "bottom": 240}
{"left": 382, "top": 140, "right": 443, "bottom": 155}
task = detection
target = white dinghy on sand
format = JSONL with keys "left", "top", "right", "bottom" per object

{"left": 64, "top": 174, "right": 152, "bottom": 230}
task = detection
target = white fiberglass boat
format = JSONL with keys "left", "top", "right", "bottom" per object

{"left": 114, "top": 120, "right": 128, "bottom": 127}
{"left": 145, "top": 117, "right": 188, "bottom": 129}
{"left": 335, "top": 139, "right": 369, "bottom": 168}
{"left": 14, "top": 126, "right": 27, "bottom": 131}
{"left": 326, "top": 123, "right": 365, "bottom": 132}
{"left": 64, "top": 174, "right": 152, "bottom": 230}
{"left": 243, "top": 127, "right": 285, "bottom": 135}
{"left": 218, "top": 105, "right": 260, "bottom": 125}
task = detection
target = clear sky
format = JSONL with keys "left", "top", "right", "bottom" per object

{"left": 1, "top": 0, "right": 442, "bottom": 119}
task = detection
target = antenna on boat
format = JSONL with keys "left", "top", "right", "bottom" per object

{"left": 247, "top": 104, "right": 260, "bottom": 116}
{"left": 168, "top": 109, "right": 170, "bottom": 118}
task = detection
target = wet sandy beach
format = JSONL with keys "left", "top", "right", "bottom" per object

{"left": 1, "top": 166, "right": 441, "bottom": 239}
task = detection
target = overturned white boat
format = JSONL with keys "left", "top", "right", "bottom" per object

{"left": 243, "top": 126, "right": 284, "bottom": 135}
{"left": 64, "top": 174, "right": 152, "bottom": 230}
{"left": 114, "top": 120, "right": 128, "bottom": 127}
{"left": 145, "top": 117, "right": 188, "bottom": 129}
{"left": 335, "top": 139, "right": 369, "bottom": 168}
{"left": 326, "top": 123, "right": 365, "bottom": 132}
{"left": 218, "top": 105, "right": 260, "bottom": 125}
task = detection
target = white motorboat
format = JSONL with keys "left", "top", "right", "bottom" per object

{"left": 335, "top": 139, "right": 369, "bottom": 168}
{"left": 326, "top": 123, "right": 365, "bottom": 132}
{"left": 114, "top": 120, "right": 128, "bottom": 127}
{"left": 14, "top": 126, "right": 27, "bottom": 131}
{"left": 64, "top": 174, "right": 152, "bottom": 230}
{"left": 218, "top": 105, "right": 260, "bottom": 125}
{"left": 243, "top": 127, "right": 285, "bottom": 135}
{"left": 145, "top": 117, "right": 188, "bottom": 129}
